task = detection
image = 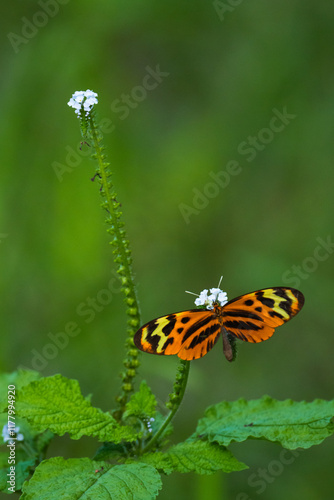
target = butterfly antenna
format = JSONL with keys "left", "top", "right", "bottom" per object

{"left": 218, "top": 275, "right": 223, "bottom": 288}
{"left": 185, "top": 290, "right": 199, "bottom": 297}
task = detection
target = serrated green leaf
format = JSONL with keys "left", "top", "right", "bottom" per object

{"left": 124, "top": 381, "right": 157, "bottom": 419}
{"left": 21, "top": 457, "right": 162, "bottom": 500}
{"left": 0, "top": 370, "right": 40, "bottom": 413}
{"left": 194, "top": 396, "right": 334, "bottom": 449}
{"left": 17, "top": 375, "right": 138, "bottom": 443}
{"left": 137, "top": 440, "right": 247, "bottom": 475}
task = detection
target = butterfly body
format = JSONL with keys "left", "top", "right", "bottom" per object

{"left": 134, "top": 287, "right": 304, "bottom": 361}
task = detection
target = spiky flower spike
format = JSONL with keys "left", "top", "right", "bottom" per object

{"left": 68, "top": 90, "right": 141, "bottom": 419}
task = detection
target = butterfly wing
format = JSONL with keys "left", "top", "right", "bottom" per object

{"left": 222, "top": 287, "right": 305, "bottom": 343}
{"left": 134, "top": 309, "right": 222, "bottom": 360}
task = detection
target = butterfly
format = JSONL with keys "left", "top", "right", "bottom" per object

{"left": 134, "top": 286, "right": 305, "bottom": 362}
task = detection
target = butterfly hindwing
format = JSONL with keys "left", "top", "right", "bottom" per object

{"left": 134, "top": 309, "right": 222, "bottom": 360}
{"left": 222, "top": 287, "right": 305, "bottom": 343}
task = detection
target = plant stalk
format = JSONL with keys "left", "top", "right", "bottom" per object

{"left": 88, "top": 114, "right": 141, "bottom": 418}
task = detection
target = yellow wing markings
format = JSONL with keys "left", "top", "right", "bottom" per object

{"left": 222, "top": 287, "right": 305, "bottom": 343}
{"left": 134, "top": 309, "right": 222, "bottom": 359}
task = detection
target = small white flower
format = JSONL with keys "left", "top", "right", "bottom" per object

{"left": 217, "top": 291, "right": 228, "bottom": 305}
{"left": 2, "top": 424, "right": 24, "bottom": 442}
{"left": 208, "top": 288, "right": 228, "bottom": 307}
{"left": 147, "top": 417, "right": 155, "bottom": 433}
{"left": 194, "top": 289, "right": 209, "bottom": 307}
{"left": 190, "top": 279, "right": 228, "bottom": 310}
{"left": 68, "top": 89, "right": 98, "bottom": 117}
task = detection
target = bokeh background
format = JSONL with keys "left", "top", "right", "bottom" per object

{"left": 1, "top": 1, "right": 333, "bottom": 498}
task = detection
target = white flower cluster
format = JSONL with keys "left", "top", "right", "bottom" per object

{"left": 67, "top": 89, "right": 98, "bottom": 117}
{"left": 194, "top": 287, "right": 228, "bottom": 310}
{"left": 2, "top": 424, "right": 24, "bottom": 442}
{"left": 147, "top": 417, "right": 155, "bottom": 433}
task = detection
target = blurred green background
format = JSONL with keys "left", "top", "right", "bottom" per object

{"left": 1, "top": 1, "right": 333, "bottom": 498}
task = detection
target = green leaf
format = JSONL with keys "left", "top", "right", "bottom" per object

{"left": 0, "top": 411, "right": 53, "bottom": 493}
{"left": 0, "top": 407, "right": 53, "bottom": 493}
{"left": 124, "top": 381, "right": 157, "bottom": 419}
{"left": 0, "top": 453, "right": 35, "bottom": 494}
{"left": 33, "top": 429, "right": 54, "bottom": 455}
{"left": 21, "top": 457, "right": 162, "bottom": 500}
{"left": 138, "top": 440, "right": 248, "bottom": 475}
{"left": 0, "top": 370, "right": 40, "bottom": 412}
{"left": 93, "top": 441, "right": 131, "bottom": 461}
{"left": 17, "top": 375, "right": 138, "bottom": 443}
{"left": 194, "top": 396, "right": 334, "bottom": 449}
{"left": 0, "top": 444, "right": 37, "bottom": 493}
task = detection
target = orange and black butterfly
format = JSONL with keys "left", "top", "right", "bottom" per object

{"left": 134, "top": 286, "right": 305, "bottom": 362}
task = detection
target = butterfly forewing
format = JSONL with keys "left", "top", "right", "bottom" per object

{"left": 134, "top": 309, "right": 222, "bottom": 360}
{"left": 222, "top": 287, "right": 305, "bottom": 343}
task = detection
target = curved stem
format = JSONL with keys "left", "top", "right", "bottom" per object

{"left": 141, "top": 360, "right": 190, "bottom": 454}
{"left": 88, "top": 114, "right": 141, "bottom": 418}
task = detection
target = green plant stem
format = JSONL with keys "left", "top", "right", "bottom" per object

{"left": 141, "top": 360, "right": 190, "bottom": 454}
{"left": 88, "top": 114, "right": 141, "bottom": 418}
